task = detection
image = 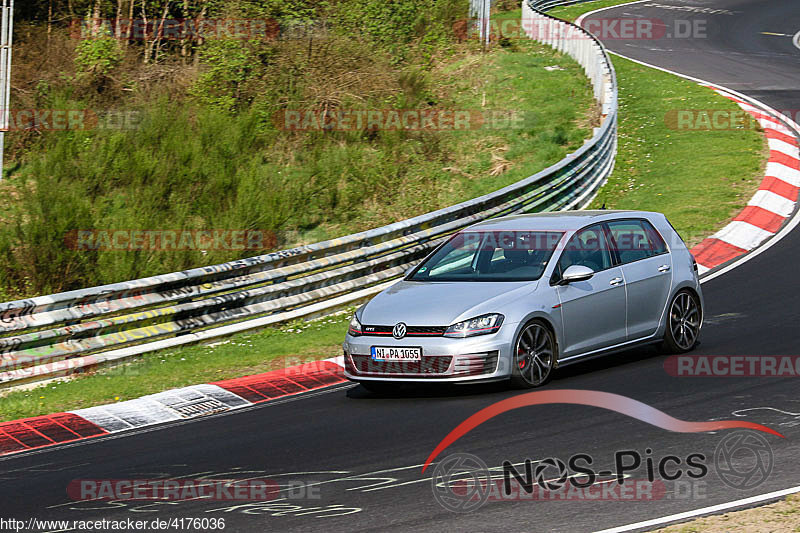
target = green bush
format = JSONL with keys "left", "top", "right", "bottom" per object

{"left": 330, "top": 0, "right": 463, "bottom": 62}
{"left": 190, "top": 40, "right": 267, "bottom": 111}
{"left": 74, "top": 37, "right": 123, "bottom": 78}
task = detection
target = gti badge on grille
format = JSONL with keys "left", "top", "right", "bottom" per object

{"left": 392, "top": 322, "right": 407, "bottom": 339}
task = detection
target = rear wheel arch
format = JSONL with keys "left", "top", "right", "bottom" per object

{"left": 660, "top": 288, "right": 702, "bottom": 353}
{"left": 671, "top": 285, "right": 703, "bottom": 320}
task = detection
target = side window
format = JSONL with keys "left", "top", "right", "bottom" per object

{"left": 607, "top": 219, "right": 666, "bottom": 264}
{"left": 556, "top": 224, "right": 612, "bottom": 277}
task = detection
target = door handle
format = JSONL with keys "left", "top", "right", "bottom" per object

{"left": 658, "top": 264, "right": 671, "bottom": 272}
{"left": 610, "top": 277, "right": 623, "bottom": 286}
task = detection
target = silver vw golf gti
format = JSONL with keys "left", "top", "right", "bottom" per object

{"left": 343, "top": 210, "right": 703, "bottom": 390}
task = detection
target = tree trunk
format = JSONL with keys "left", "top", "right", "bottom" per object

{"left": 127, "top": 0, "right": 134, "bottom": 44}
{"left": 91, "top": 0, "right": 102, "bottom": 38}
{"left": 47, "top": 0, "right": 52, "bottom": 49}
{"left": 151, "top": 2, "right": 170, "bottom": 63}
{"left": 180, "top": 0, "right": 190, "bottom": 62}
{"left": 141, "top": 1, "right": 149, "bottom": 63}
{"left": 115, "top": 0, "right": 123, "bottom": 42}
{"left": 193, "top": 1, "right": 207, "bottom": 68}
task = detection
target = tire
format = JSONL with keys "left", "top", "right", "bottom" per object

{"left": 510, "top": 320, "right": 557, "bottom": 388}
{"left": 358, "top": 381, "right": 402, "bottom": 394}
{"left": 660, "top": 290, "right": 702, "bottom": 353}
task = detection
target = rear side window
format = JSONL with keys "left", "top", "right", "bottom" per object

{"left": 607, "top": 219, "right": 667, "bottom": 264}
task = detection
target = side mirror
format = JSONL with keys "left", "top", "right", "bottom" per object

{"left": 561, "top": 264, "right": 594, "bottom": 284}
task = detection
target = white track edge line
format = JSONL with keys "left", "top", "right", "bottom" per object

{"left": 593, "top": 485, "right": 800, "bottom": 533}
{"left": 574, "top": 0, "right": 652, "bottom": 27}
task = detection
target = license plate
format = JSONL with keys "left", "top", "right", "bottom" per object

{"left": 370, "top": 346, "right": 422, "bottom": 361}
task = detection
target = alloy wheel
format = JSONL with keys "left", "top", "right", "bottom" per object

{"left": 514, "top": 322, "right": 554, "bottom": 387}
{"left": 669, "top": 292, "right": 700, "bottom": 350}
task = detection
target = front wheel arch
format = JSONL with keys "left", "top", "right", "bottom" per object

{"left": 509, "top": 318, "right": 559, "bottom": 388}
{"left": 512, "top": 312, "right": 562, "bottom": 359}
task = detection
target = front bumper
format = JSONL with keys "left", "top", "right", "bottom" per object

{"left": 342, "top": 326, "right": 516, "bottom": 383}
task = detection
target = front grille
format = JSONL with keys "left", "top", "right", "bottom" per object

{"left": 348, "top": 354, "right": 453, "bottom": 375}
{"left": 361, "top": 325, "right": 447, "bottom": 337}
{"left": 345, "top": 351, "right": 499, "bottom": 377}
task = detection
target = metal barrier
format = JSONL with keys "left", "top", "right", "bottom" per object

{"left": 0, "top": 0, "right": 617, "bottom": 388}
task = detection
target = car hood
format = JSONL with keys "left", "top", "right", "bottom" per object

{"left": 359, "top": 280, "right": 537, "bottom": 326}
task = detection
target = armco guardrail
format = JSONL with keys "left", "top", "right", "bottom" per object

{"left": 0, "top": 2, "right": 617, "bottom": 388}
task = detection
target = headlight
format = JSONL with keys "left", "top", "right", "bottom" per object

{"left": 444, "top": 313, "right": 504, "bottom": 338}
{"left": 348, "top": 314, "right": 363, "bottom": 336}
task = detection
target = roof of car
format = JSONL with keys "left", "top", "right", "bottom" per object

{"left": 465, "top": 210, "right": 660, "bottom": 232}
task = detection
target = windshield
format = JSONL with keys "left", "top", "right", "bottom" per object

{"left": 409, "top": 230, "right": 564, "bottom": 282}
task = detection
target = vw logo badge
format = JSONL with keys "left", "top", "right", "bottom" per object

{"left": 392, "top": 322, "right": 407, "bottom": 339}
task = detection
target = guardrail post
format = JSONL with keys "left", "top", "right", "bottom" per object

{"left": 0, "top": 0, "right": 14, "bottom": 180}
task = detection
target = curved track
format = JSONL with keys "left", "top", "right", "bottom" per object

{"left": 3, "top": 1, "right": 800, "bottom": 531}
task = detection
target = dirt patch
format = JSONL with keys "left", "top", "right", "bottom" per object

{"left": 650, "top": 493, "right": 800, "bottom": 532}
